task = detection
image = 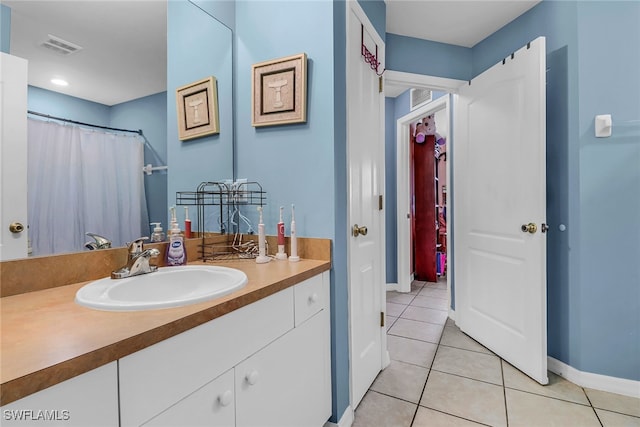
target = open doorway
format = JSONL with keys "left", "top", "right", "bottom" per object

{"left": 394, "top": 95, "right": 451, "bottom": 299}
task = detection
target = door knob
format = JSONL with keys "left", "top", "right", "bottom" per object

{"left": 9, "top": 222, "right": 24, "bottom": 234}
{"left": 521, "top": 223, "right": 537, "bottom": 234}
{"left": 352, "top": 224, "right": 368, "bottom": 237}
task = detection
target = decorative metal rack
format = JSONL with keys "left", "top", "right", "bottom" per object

{"left": 176, "top": 181, "right": 266, "bottom": 261}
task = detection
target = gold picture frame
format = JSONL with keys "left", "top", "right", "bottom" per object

{"left": 252, "top": 53, "right": 307, "bottom": 127}
{"left": 176, "top": 76, "right": 219, "bottom": 140}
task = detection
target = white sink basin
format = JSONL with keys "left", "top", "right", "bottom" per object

{"left": 75, "top": 265, "right": 248, "bottom": 311}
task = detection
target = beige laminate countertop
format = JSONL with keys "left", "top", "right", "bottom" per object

{"left": 0, "top": 258, "right": 330, "bottom": 406}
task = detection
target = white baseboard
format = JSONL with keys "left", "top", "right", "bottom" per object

{"left": 386, "top": 282, "right": 400, "bottom": 292}
{"left": 448, "top": 308, "right": 456, "bottom": 323}
{"left": 383, "top": 348, "right": 391, "bottom": 369}
{"left": 324, "top": 405, "right": 354, "bottom": 427}
{"left": 547, "top": 357, "right": 640, "bottom": 399}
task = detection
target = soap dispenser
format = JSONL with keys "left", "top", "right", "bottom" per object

{"left": 166, "top": 207, "right": 187, "bottom": 266}
{"left": 150, "top": 222, "right": 165, "bottom": 242}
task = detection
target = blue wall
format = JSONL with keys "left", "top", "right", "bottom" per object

{"left": 28, "top": 86, "right": 111, "bottom": 126}
{"left": 385, "top": 0, "right": 639, "bottom": 382}
{"left": 234, "top": 0, "right": 348, "bottom": 421}
{"left": 575, "top": 1, "right": 639, "bottom": 381}
{"left": 167, "top": 0, "right": 234, "bottom": 229}
{"left": 1, "top": 4, "right": 10, "bottom": 54}
{"left": 387, "top": 33, "right": 472, "bottom": 82}
{"left": 111, "top": 92, "right": 168, "bottom": 229}
{"left": 192, "top": 0, "right": 235, "bottom": 31}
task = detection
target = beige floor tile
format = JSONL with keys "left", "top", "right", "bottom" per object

{"left": 400, "top": 305, "right": 448, "bottom": 325}
{"left": 440, "top": 325, "right": 493, "bottom": 354}
{"left": 418, "top": 287, "right": 448, "bottom": 300}
{"left": 432, "top": 345, "right": 503, "bottom": 385}
{"left": 586, "top": 388, "right": 640, "bottom": 418}
{"left": 353, "top": 390, "right": 416, "bottom": 427}
{"left": 420, "top": 370, "right": 507, "bottom": 427}
{"left": 506, "top": 388, "right": 601, "bottom": 427}
{"left": 387, "top": 334, "right": 438, "bottom": 368}
{"left": 596, "top": 408, "right": 640, "bottom": 427}
{"left": 412, "top": 407, "right": 486, "bottom": 427}
{"left": 387, "top": 316, "right": 398, "bottom": 331}
{"left": 387, "top": 301, "right": 407, "bottom": 317}
{"left": 388, "top": 292, "right": 416, "bottom": 305}
{"left": 388, "top": 318, "right": 444, "bottom": 344}
{"left": 502, "top": 361, "right": 589, "bottom": 405}
{"left": 411, "top": 295, "right": 449, "bottom": 311}
{"left": 370, "top": 360, "right": 429, "bottom": 404}
{"left": 409, "top": 281, "right": 425, "bottom": 294}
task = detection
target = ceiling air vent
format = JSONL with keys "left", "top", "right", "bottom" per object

{"left": 40, "top": 34, "right": 83, "bottom": 55}
{"left": 410, "top": 88, "right": 432, "bottom": 111}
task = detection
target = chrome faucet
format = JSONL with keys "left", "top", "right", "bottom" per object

{"left": 111, "top": 237, "right": 160, "bottom": 279}
{"left": 85, "top": 232, "right": 112, "bottom": 250}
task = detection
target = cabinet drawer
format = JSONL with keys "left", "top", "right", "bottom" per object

{"left": 0, "top": 362, "right": 118, "bottom": 427}
{"left": 143, "top": 368, "right": 235, "bottom": 427}
{"left": 294, "top": 273, "right": 326, "bottom": 326}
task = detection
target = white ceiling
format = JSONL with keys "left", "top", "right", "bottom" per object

{"left": 386, "top": 0, "right": 540, "bottom": 48}
{"left": 3, "top": 0, "right": 540, "bottom": 106}
{"left": 3, "top": 0, "right": 166, "bottom": 106}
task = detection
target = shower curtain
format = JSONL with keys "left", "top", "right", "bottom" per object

{"left": 27, "top": 118, "right": 149, "bottom": 256}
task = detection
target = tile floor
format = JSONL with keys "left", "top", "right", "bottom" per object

{"left": 353, "top": 279, "right": 640, "bottom": 427}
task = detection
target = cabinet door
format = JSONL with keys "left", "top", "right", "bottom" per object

{"left": 143, "top": 369, "right": 235, "bottom": 427}
{"left": 235, "top": 311, "right": 329, "bottom": 427}
{"left": 0, "top": 362, "right": 118, "bottom": 427}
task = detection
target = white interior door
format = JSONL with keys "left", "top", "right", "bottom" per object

{"left": 347, "top": 1, "right": 386, "bottom": 409}
{"left": 454, "top": 37, "right": 548, "bottom": 384}
{"left": 0, "top": 53, "right": 29, "bottom": 261}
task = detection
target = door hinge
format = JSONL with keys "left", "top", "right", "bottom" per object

{"left": 380, "top": 311, "right": 385, "bottom": 327}
{"left": 379, "top": 76, "right": 383, "bottom": 93}
{"left": 378, "top": 194, "right": 383, "bottom": 210}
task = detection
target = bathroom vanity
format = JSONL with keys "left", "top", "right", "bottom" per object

{"left": 0, "top": 248, "right": 331, "bottom": 427}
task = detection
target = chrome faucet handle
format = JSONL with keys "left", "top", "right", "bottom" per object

{"left": 85, "top": 232, "right": 112, "bottom": 249}
{"left": 128, "top": 237, "right": 149, "bottom": 256}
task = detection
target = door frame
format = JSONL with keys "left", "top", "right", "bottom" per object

{"left": 394, "top": 94, "right": 449, "bottom": 293}
{"left": 387, "top": 71, "right": 464, "bottom": 316}
{"left": 345, "top": 0, "right": 389, "bottom": 411}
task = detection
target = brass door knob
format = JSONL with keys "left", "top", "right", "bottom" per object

{"left": 352, "top": 224, "right": 368, "bottom": 237}
{"left": 521, "top": 223, "right": 537, "bottom": 234}
{"left": 9, "top": 222, "right": 24, "bottom": 234}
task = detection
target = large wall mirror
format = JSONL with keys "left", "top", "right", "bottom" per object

{"left": 3, "top": 0, "right": 233, "bottom": 258}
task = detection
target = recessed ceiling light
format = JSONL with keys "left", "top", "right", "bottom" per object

{"left": 51, "top": 78, "right": 69, "bottom": 87}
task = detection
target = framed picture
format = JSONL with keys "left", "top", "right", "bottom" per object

{"left": 176, "top": 76, "right": 219, "bottom": 140}
{"left": 252, "top": 53, "right": 307, "bottom": 127}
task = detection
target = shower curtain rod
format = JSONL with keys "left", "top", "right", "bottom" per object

{"left": 27, "top": 110, "right": 143, "bottom": 135}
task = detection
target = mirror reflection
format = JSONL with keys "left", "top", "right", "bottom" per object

{"left": 3, "top": 0, "right": 234, "bottom": 257}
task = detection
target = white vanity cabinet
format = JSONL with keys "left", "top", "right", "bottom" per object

{"left": 119, "top": 271, "right": 331, "bottom": 427}
{"left": 235, "top": 309, "right": 330, "bottom": 427}
{"left": 0, "top": 362, "right": 118, "bottom": 427}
